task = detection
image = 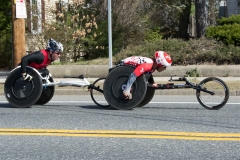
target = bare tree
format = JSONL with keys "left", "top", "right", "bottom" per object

{"left": 195, "top": 0, "right": 221, "bottom": 38}
{"left": 148, "top": 0, "right": 192, "bottom": 38}
{"left": 97, "top": 0, "right": 151, "bottom": 48}
{"left": 177, "top": 0, "right": 192, "bottom": 39}
{"left": 207, "top": 0, "right": 222, "bottom": 25}
{"left": 195, "top": 0, "right": 207, "bottom": 38}
{"left": 26, "top": 0, "right": 106, "bottom": 62}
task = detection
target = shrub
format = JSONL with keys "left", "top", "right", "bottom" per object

{"left": 114, "top": 38, "right": 240, "bottom": 65}
{"left": 144, "top": 28, "right": 163, "bottom": 43}
{"left": 206, "top": 15, "right": 240, "bottom": 46}
{"left": 206, "top": 24, "right": 240, "bottom": 46}
{"left": 218, "top": 14, "right": 240, "bottom": 25}
{"left": 186, "top": 68, "right": 200, "bottom": 77}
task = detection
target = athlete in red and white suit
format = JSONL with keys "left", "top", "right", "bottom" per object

{"left": 121, "top": 51, "right": 172, "bottom": 99}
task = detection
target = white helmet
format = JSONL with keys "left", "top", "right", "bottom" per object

{"left": 47, "top": 38, "right": 63, "bottom": 53}
{"left": 154, "top": 51, "right": 172, "bottom": 67}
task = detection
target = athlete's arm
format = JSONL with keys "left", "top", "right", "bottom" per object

{"left": 21, "top": 51, "right": 44, "bottom": 74}
{"left": 133, "top": 63, "right": 153, "bottom": 77}
{"left": 124, "top": 63, "right": 153, "bottom": 94}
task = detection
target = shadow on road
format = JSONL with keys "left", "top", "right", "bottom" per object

{"left": 0, "top": 103, "right": 16, "bottom": 108}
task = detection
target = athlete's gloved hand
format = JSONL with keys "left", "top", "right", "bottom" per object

{"left": 23, "top": 74, "right": 33, "bottom": 81}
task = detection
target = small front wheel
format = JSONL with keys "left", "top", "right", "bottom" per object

{"left": 196, "top": 77, "right": 229, "bottom": 110}
{"left": 90, "top": 78, "right": 110, "bottom": 108}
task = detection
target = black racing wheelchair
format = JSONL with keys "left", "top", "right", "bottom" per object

{"left": 4, "top": 65, "right": 229, "bottom": 110}
{"left": 4, "top": 66, "right": 106, "bottom": 108}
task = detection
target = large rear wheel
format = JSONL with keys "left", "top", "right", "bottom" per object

{"left": 35, "top": 76, "right": 55, "bottom": 105}
{"left": 103, "top": 65, "right": 147, "bottom": 110}
{"left": 137, "top": 74, "right": 155, "bottom": 107}
{"left": 4, "top": 67, "right": 43, "bottom": 108}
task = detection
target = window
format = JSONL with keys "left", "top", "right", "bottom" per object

{"left": 30, "top": 0, "right": 42, "bottom": 34}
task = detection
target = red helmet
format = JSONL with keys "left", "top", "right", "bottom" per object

{"left": 154, "top": 51, "right": 172, "bottom": 67}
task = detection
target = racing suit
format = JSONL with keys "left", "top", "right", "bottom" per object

{"left": 21, "top": 50, "right": 52, "bottom": 72}
{"left": 20, "top": 49, "right": 52, "bottom": 77}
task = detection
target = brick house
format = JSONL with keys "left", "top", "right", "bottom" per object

{"left": 25, "top": 0, "right": 72, "bottom": 54}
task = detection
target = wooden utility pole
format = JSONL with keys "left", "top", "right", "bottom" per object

{"left": 11, "top": 0, "right": 26, "bottom": 68}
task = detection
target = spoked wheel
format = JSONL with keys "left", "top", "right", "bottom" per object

{"left": 35, "top": 76, "right": 55, "bottom": 105}
{"left": 90, "top": 78, "right": 110, "bottom": 108}
{"left": 196, "top": 77, "right": 229, "bottom": 110}
{"left": 4, "top": 67, "right": 43, "bottom": 108}
{"left": 103, "top": 65, "right": 147, "bottom": 110}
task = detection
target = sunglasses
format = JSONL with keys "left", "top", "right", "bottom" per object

{"left": 55, "top": 52, "right": 61, "bottom": 55}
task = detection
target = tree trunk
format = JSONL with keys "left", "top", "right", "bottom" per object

{"left": 195, "top": 0, "right": 207, "bottom": 38}
{"left": 177, "top": 0, "right": 191, "bottom": 40}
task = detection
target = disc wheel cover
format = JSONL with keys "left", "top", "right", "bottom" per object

{"left": 12, "top": 77, "right": 34, "bottom": 99}
{"left": 103, "top": 65, "right": 147, "bottom": 110}
{"left": 4, "top": 67, "right": 43, "bottom": 108}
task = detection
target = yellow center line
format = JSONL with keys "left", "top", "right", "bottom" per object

{"left": 0, "top": 128, "right": 240, "bottom": 141}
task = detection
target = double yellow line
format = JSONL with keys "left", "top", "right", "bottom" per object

{"left": 0, "top": 129, "right": 240, "bottom": 141}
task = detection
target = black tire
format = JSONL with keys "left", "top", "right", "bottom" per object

{"left": 35, "top": 76, "right": 55, "bottom": 105}
{"left": 196, "top": 77, "right": 229, "bottom": 110}
{"left": 137, "top": 74, "right": 155, "bottom": 107}
{"left": 90, "top": 78, "right": 110, "bottom": 108}
{"left": 103, "top": 65, "right": 147, "bottom": 110}
{"left": 4, "top": 67, "right": 43, "bottom": 108}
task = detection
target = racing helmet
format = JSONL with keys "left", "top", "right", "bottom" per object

{"left": 47, "top": 38, "right": 63, "bottom": 53}
{"left": 154, "top": 51, "right": 172, "bottom": 67}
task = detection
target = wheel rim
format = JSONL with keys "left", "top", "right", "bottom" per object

{"left": 197, "top": 78, "right": 229, "bottom": 109}
{"left": 12, "top": 77, "right": 34, "bottom": 99}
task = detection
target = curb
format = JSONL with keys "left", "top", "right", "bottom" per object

{"left": 47, "top": 65, "right": 240, "bottom": 78}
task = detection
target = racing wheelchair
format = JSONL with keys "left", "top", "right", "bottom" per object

{"left": 4, "top": 66, "right": 107, "bottom": 108}
{"left": 103, "top": 65, "right": 229, "bottom": 110}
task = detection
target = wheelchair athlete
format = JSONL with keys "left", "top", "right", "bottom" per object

{"left": 120, "top": 51, "right": 172, "bottom": 99}
{"left": 20, "top": 38, "right": 63, "bottom": 81}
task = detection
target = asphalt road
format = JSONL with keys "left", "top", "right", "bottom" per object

{"left": 0, "top": 95, "right": 240, "bottom": 159}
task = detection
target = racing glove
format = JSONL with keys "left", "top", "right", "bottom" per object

{"left": 23, "top": 74, "right": 33, "bottom": 81}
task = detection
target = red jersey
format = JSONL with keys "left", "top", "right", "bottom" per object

{"left": 122, "top": 56, "right": 155, "bottom": 77}
{"left": 28, "top": 50, "right": 52, "bottom": 69}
